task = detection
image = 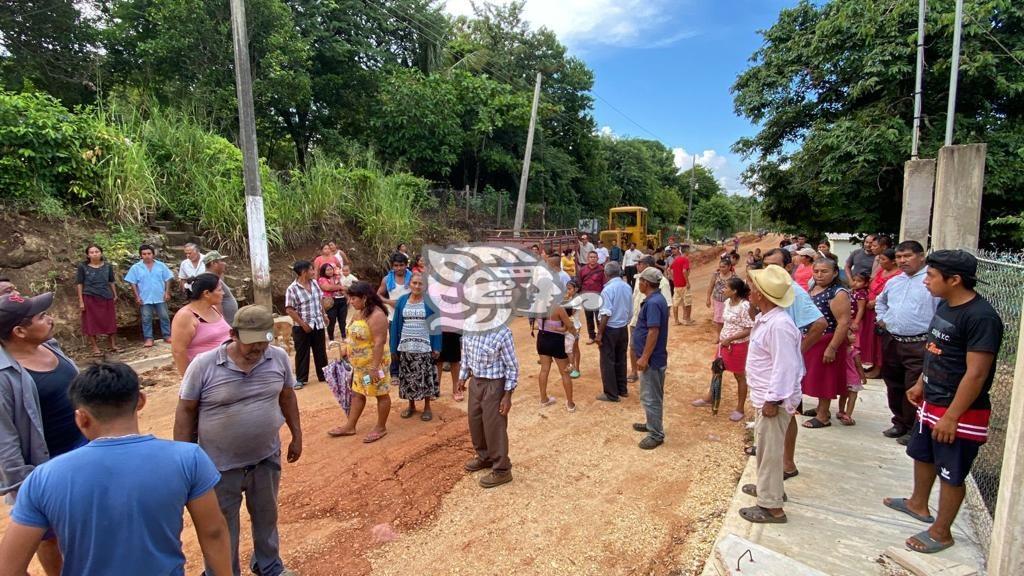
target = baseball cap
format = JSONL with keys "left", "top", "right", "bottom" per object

{"left": 638, "top": 267, "right": 664, "bottom": 284}
{"left": 202, "top": 250, "right": 227, "bottom": 265}
{"left": 0, "top": 292, "right": 54, "bottom": 339}
{"left": 926, "top": 250, "right": 981, "bottom": 283}
{"left": 796, "top": 247, "right": 817, "bottom": 258}
{"left": 231, "top": 305, "right": 275, "bottom": 344}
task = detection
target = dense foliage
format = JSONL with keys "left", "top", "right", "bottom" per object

{"left": 733, "top": 0, "right": 1024, "bottom": 246}
{"left": 1, "top": 0, "right": 751, "bottom": 245}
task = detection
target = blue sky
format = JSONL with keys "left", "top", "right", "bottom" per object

{"left": 445, "top": 0, "right": 799, "bottom": 196}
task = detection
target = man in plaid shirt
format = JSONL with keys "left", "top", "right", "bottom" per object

{"left": 458, "top": 325, "right": 519, "bottom": 488}
{"left": 285, "top": 261, "right": 327, "bottom": 389}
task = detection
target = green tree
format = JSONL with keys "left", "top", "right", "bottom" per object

{"left": 732, "top": 0, "right": 1024, "bottom": 246}
{"left": 692, "top": 195, "right": 738, "bottom": 239}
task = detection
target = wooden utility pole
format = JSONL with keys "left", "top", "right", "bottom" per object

{"left": 513, "top": 72, "right": 543, "bottom": 238}
{"left": 229, "top": 0, "right": 271, "bottom": 307}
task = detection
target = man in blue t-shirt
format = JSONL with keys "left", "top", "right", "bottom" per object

{"left": 631, "top": 267, "right": 670, "bottom": 449}
{"left": 0, "top": 362, "right": 231, "bottom": 576}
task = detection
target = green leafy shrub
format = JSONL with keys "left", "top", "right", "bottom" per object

{"left": 0, "top": 91, "right": 102, "bottom": 203}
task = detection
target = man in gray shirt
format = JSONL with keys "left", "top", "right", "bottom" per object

{"left": 174, "top": 305, "right": 302, "bottom": 576}
{"left": 203, "top": 251, "right": 238, "bottom": 325}
{"left": 845, "top": 234, "right": 876, "bottom": 280}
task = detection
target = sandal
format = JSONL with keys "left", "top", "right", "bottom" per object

{"left": 109, "top": 346, "right": 123, "bottom": 353}
{"left": 883, "top": 497, "right": 935, "bottom": 523}
{"left": 566, "top": 403, "right": 577, "bottom": 413}
{"left": 569, "top": 370, "right": 581, "bottom": 379}
{"left": 741, "top": 483, "right": 788, "bottom": 502}
{"left": 691, "top": 399, "right": 711, "bottom": 408}
{"left": 400, "top": 408, "right": 416, "bottom": 419}
{"left": 91, "top": 350, "right": 104, "bottom": 358}
{"left": 729, "top": 410, "right": 745, "bottom": 422}
{"left": 453, "top": 391, "right": 464, "bottom": 402}
{"left": 541, "top": 396, "right": 557, "bottom": 407}
{"left": 327, "top": 427, "right": 355, "bottom": 437}
{"left": 801, "top": 407, "right": 818, "bottom": 417}
{"left": 837, "top": 412, "right": 856, "bottom": 426}
{"left": 784, "top": 469, "right": 799, "bottom": 480}
{"left": 803, "top": 417, "right": 832, "bottom": 429}
{"left": 421, "top": 410, "right": 433, "bottom": 422}
{"left": 627, "top": 375, "right": 638, "bottom": 383}
{"left": 363, "top": 430, "right": 388, "bottom": 443}
{"left": 739, "top": 505, "right": 787, "bottom": 524}
{"left": 906, "top": 530, "right": 954, "bottom": 554}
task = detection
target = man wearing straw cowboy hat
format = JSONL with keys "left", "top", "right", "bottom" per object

{"left": 740, "top": 265, "right": 804, "bottom": 524}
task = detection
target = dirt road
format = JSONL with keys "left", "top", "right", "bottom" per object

{"left": 4, "top": 237, "right": 779, "bottom": 575}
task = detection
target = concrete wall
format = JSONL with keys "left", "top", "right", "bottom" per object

{"left": 900, "top": 159, "right": 935, "bottom": 248}
{"left": 930, "top": 144, "right": 986, "bottom": 251}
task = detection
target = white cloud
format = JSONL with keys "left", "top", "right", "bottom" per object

{"left": 673, "top": 147, "right": 751, "bottom": 196}
{"left": 443, "top": 0, "right": 695, "bottom": 50}
{"left": 598, "top": 125, "right": 615, "bottom": 137}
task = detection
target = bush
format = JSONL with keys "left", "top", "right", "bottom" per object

{"left": 0, "top": 91, "right": 102, "bottom": 203}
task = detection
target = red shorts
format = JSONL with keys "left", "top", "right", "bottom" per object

{"left": 720, "top": 341, "right": 749, "bottom": 374}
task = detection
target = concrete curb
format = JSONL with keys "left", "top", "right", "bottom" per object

{"left": 126, "top": 352, "right": 174, "bottom": 375}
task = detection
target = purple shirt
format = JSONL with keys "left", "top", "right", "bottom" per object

{"left": 746, "top": 306, "right": 805, "bottom": 413}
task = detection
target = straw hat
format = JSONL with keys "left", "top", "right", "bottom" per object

{"left": 748, "top": 265, "right": 795, "bottom": 307}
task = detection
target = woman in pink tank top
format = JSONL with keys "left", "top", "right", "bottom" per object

{"left": 171, "top": 273, "right": 231, "bottom": 374}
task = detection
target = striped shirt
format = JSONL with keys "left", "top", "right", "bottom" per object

{"left": 458, "top": 326, "right": 519, "bottom": 391}
{"left": 285, "top": 280, "right": 325, "bottom": 329}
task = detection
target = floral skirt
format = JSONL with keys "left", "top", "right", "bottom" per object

{"left": 398, "top": 351, "right": 440, "bottom": 401}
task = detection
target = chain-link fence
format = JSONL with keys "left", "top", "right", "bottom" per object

{"left": 966, "top": 251, "right": 1024, "bottom": 552}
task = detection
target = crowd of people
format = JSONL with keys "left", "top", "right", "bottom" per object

{"left": 0, "top": 229, "right": 1005, "bottom": 573}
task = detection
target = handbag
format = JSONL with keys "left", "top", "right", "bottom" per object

{"left": 321, "top": 295, "right": 335, "bottom": 310}
{"left": 324, "top": 359, "right": 354, "bottom": 414}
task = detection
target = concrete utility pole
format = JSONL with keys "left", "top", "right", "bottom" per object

{"left": 944, "top": 0, "right": 964, "bottom": 146}
{"left": 513, "top": 72, "right": 542, "bottom": 238}
{"left": 229, "top": 0, "right": 271, "bottom": 307}
{"left": 686, "top": 154, "right": 696, "bottom": 242}
{"left": 911, "top": 0, "right": 927, "bottom": 158}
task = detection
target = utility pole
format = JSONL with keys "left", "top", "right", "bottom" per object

{"left": 911, "top": 0, "right": 927, "bottom": 158}
{"left": 944, "top": 0, "right": 964, "bottom": 146}
{"left": 686, "top": 154, "right": 696, "bottom": 242}
{"left": 513, "top": 72, "right": 542, "bottom": 238}
{"left": 229, "top": 0, "right": 271, "bottom": 307}
{"left": 749, "top": 202, "right": 754, "bottom": 232}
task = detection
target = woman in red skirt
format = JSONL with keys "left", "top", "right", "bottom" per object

{"left": 861, "top": 248, "right": 899, "bottom": 377}
{"left": 802, "top": 258, "right": 851, "bottom": 428}
{"left": 692, "top": 277, "right": 754, "bottom": 421}
{"left": 76, "top": 244, "right": 120, "bottom": 356}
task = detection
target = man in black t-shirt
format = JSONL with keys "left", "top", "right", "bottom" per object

{"left": 883, "top": 250, "right": 1002, "bottom": 554}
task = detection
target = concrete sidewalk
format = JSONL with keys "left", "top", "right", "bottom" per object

{"left": 700, "top": 380, "right": 987, "bottom": 576}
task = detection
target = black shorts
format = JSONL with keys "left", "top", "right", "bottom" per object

{"left": 906, "top": 422, "right": 981, "bottom": 487}
{"left": 536, "top": 330, "right": 568, "bottom": 359}
{"left": 438, "top": 331, "right": 462, "bottom": 363}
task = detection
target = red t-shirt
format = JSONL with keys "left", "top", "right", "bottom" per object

{"left": 670, "top": 256, "right": 690, "bottom": 288}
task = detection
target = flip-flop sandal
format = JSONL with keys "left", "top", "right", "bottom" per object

{"left": 91, "top": 351, "right": 104, "bottom": 358}
{"left": 400, "top": 408, "right": 416, "bottom": 419}
{"left": 691, "top": 399, "right": 711, "bottom": 408}
{"left": 739, "top": 505, "right": 787, "bottom": 524}
{"left": 363, "top": 430, "right": 388, "bottom": 443}
{"left": 906, "top": 530, "right": 954, "bottom": 554}
{"left": 803, "top": 418, "right": 832, "bottom": 429}
{"left": 784, "top": 469, "right": 799, "bottom": 480}
{"left": 453, "top": 392, "right": 465, "bottom": 401}
{"left": 729, "top": 410, "right": 745, "bottom": 422}
{"left": 110, "top": 347, "right": 123, "bottom": 353}
{"left": 627, "top": 375, "right": 639, "bottom": 383}
{"left": 884, "top": 498, "right": 935, "bottom": 523}
{"left": 421, "top": 410, "right": 433, "bottom": 422}
{"left": 743, "top": 446, "right": 756, "bottom": 456}
{"left": 801, "top": 407, "right": 818, "bottom": 417}
{"left": 541, "top": 396, "right": 557, "bottom": 407}
{"left": 327, "top": 427, "right": 356, "bottom": 437}
{"left": 838, "top": 413, "right": 857, "bottom": 426}
{"left": 741, "top": 483, "right": 788, "bottom": 502}
{"left": 566, "top": 403, "right": 577, "bottom": 413}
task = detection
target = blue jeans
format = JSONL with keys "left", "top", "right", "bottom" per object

{"left": 140, "top": 302, "right": 170, "bottom": 340}
{"left": 640, "top": 366, "right": 667, "bottom": 442}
